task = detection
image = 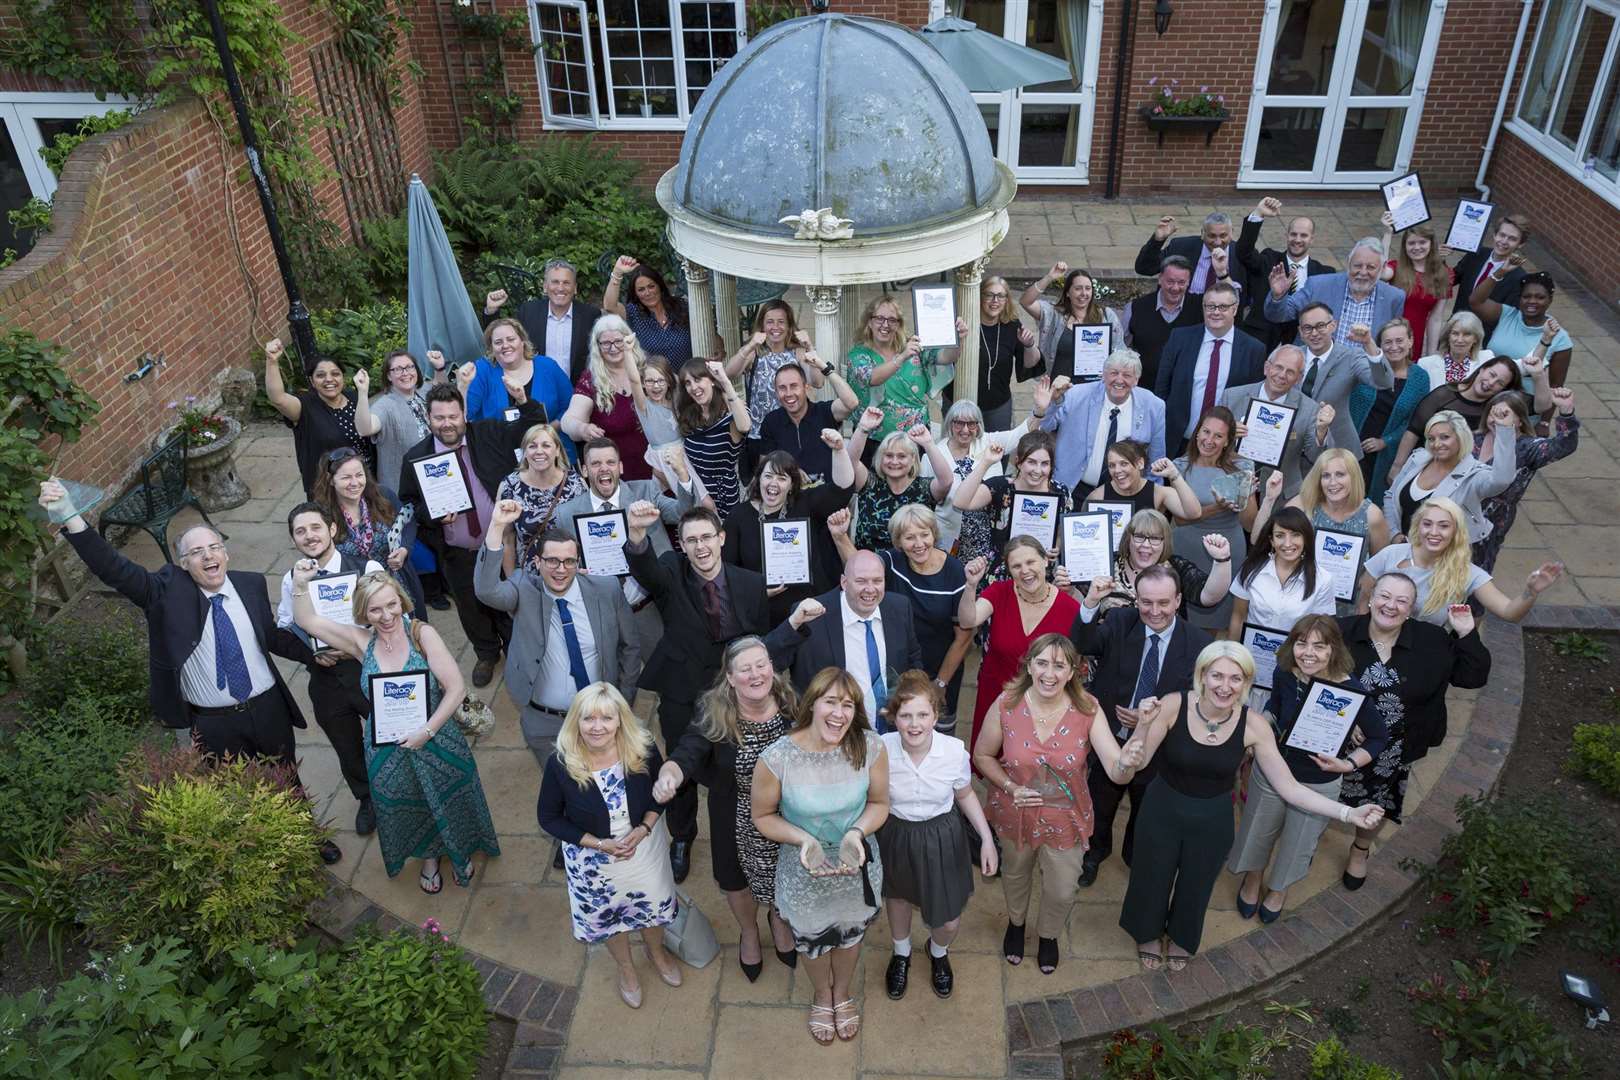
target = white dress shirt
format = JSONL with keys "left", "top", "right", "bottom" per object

{"left": 841, "top": 600, "right": 888, "bottom": 726}
{"left": 594, "top": 485, "right": 648, "bottom": 606}
{"left": 1084, "top": 393, "right": 1134, "bottom": 488}
{"left": 276, "top": 547, "right": 383, "bottom": 630}
{"left": 1187, "top": 329, "right": 1236, "bottom": 436}
{"left": 543, "top": 306, "right": 573, "bottom": 377}
{"left": 881, "top": 731, "right": 970, "bottom": 821}
{"left": 180, "top": 577, "right": 277, "bottom": 707}
{"left": 536, "top": 578, "right": 599, "bottom": 711}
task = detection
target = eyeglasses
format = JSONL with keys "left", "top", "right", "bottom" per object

{"left": 984, "top": 292, "right": 1009, "bottom": 301}
{"left": 1131, "top": 536, "right": 1165, "bottom": 547}
{"left": 950, "top": 418, "right": 981, "bottom": 428}
{"left": 598, "top": 338, "right": 626, "bottom": 352}
{"left": 1203, "top": 302, "right": 1237, "bottom": 312}
{"left": 1299, "top": 320, "right": 1335, "bottom": 333}
{"left": 181, "top": 542, "right": 226, "bottom": 559}
{"left": 870, "top": 316, "right": 900, "bottom": 326}
{"left": 538, "top": 556, "right": 579, "bottom": 570}
{"left": 683, "top": 532, "right": 720, "bottom": 545}
{"left": 387, "top": 363, "right": 417, "bottom": 375}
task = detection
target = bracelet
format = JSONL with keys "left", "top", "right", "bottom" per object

{"left": 292, "top": 590, "right": 308, "bottom": 597}
{"left": 1211, "top": 556, "right": 1231, "bottom": 563}
{"left": 1338, "top": 805, "right": 1351, "bottom": 823}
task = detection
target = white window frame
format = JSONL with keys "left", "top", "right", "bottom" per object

{"left": 530, "top": 0, "right": 600, "bottom": 129}
{"left": 1236, "top": 0, "right": 1448, "bottom": 189}
{"left": 1, "top": 92, "right": 135, "bottom": 200}
{"left": 531, "top": 0, "right": 746, "bottom": 132}
{"left": 1505, "top": 0, "right": 1620, "bottom": 212}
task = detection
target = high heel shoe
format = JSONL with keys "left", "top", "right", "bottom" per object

{"left": 775, "top": 946, "right": 798, "bottom": 970}
{"left": 739, "top": 951, "right": 763, "bottom": 983}
{"left": 1003, "top": 920, "right": 1025, "bottom": 966}
{"left": 1342, "top": 841, "right": 1371, "bottom": 891}
{"left": 1236, "top": 889, "right": 1259, "bottom": 920}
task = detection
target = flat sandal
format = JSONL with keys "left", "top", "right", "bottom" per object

{"left": 808, "top": 1002, "right": 835, "bottom": 1045}
{"left": 833, "top": 998, "right": 860, "bottom": 1040}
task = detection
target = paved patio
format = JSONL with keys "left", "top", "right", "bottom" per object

{"left": 93, "top": 193, "right": 1620, "bottom": 1077}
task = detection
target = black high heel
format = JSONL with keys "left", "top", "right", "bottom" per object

{"left": 1342, "top": 841, "right": 1371, "bottom": 891}
{"left": 775, "top": 947, "right": 798, "bottom": 970}
{"left": 739, "top": 953, "right": 763, "bottom": 983}
{"left": 1037, "top": 936, "right": 1060, "bottom": 974}
{"left": 1003, "top": 920, "right": 1025, "bottom": 965}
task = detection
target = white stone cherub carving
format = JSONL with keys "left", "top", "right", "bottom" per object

{"left": 779, "top": 207, "right": 855, "bottom": 240}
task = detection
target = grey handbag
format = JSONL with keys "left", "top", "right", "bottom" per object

{"left": 663, "top": 889, "right": 719, "bottom": 968}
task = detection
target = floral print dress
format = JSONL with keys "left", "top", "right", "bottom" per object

{"left": 561, "top": 762, "right": 678, "bottom": 943}
{"left": 1337, "top": 656, "right": 1410, "bottom": 822}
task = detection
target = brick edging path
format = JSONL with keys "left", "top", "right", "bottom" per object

{"left": 1006, "top": 606, "right": 1620, "bottom": 1078}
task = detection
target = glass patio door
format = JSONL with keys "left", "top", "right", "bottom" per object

{"left": 1240, "top": 0, "right": 1446, "bottom": 186}
{"left": 955, "top": 0, "right": 1103, "bottom": 183}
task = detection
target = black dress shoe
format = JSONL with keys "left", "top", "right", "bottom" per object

{"left": 354, "top": 798, "right": 376, "bottom": 836}
{"left": 1077, "top": 859, "right": 1099, "bottom": 888}
{"left": 930, "top": 952, "right": 954, "bottom": 998}
{"left": 427, "top": 594, "right": 452, "bottom": 611}
{"left": 1258, "top": 901, "right": 1282, "bottom": 924}
{"left": 739, "top": 954, "right": 763, "bottom": 983}
{"left": 1236, "top": 891, "right": 1259, "bottom": 920}
{"left": 471, "top": 659, "right": 497, "bottom": 688}
{"left": 775, "top": 947, "right": 798, "bottom": 970}
{"left": 319, "top": 839, "right": 342, "bottom": 865}
{"left": 885, "top": 954, "right": 910, "bottom": 999}
{"left": 670, "top": 839, "right": 692, "bottom": 884}
{"left": 552, "top": 844, "right": 565, "bottom": 870}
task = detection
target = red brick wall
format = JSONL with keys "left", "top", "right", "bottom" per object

{"left": 1487, "top": 135, "right": 1620, "bottom": 294}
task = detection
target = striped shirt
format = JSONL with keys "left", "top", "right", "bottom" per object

{"left": 683, "top": 412, "right": 743, "bottom": 518}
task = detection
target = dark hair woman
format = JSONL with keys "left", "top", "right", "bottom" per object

{"left": 674, "top": 358, "right": 751, "bottom": 518}
{"left": 312, "top": 447, "right": 426, "bottom": 613}
{"left": 604, "top": 254, "right": 694, "bottom": 371}
{"left": 264, "top": 337, "right": 375, "bottom": 497}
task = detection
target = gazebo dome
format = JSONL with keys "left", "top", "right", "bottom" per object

{"left": 670, "top": 14, "right": 998, "bottom": 237}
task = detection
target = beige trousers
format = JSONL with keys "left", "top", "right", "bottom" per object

{"left": 999, "top": 840, "right": 1087, "bottom": 940}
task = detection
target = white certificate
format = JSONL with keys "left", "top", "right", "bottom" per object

{"left": 574, "top": 510, "right": 630, "bottom": 577}
{"left": 1314, "top": 529, "right": 1365, "bottom": 602}
{"left": 1237, "top": 398, "right": 1296, "bottom": 469}
{"left": 1085, "top": 500, "right": 1134, "bottom": 552}
{"left": 310, "top": 571, "right": 359, "bottom": 652}
{"left": 1381, "top": 171, "right": 1431, "bottom": 232}
{"left": 1285, "top": 679, "right": 1369, "bottom": 757}
{"left": 762, "top": 518, "right": 812, "bottom": 586}
{"left": 1445, "top": 199, "right": 1493, "bottom": 253}
{"left": 1241, "top": 623, "right": 1288, "bottom": 692}
{"left": 912, "top": 284, "right": 959, "bottom": 348}
{"left": 1009, "top": 490, "right": 1060, "bottom": 553}
{"left": 368, "top": 670, "right": 430, "bottom": 746}
{"left": 1061, "top": 512, "right": 1114, "bottom": 582}
{"left": 1071, "top": 323, "right": 1112, "bottom": 380}
{"left": 411, "top": 450, "right": 473, "bottom": 520}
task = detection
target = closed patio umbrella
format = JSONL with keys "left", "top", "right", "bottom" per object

{"left": 406, "top": 174, "right": 484, "bottom": 378}
{"left": 917, "top": 16, "right": 1075, "bottom": 93}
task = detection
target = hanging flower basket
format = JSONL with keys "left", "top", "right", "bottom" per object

{"left": 1140, "top": 77, "right": 1230, "bottom": 147}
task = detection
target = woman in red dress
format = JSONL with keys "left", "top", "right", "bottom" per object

{"left": 1381, "top": 216, "right": 1456, "bottom": 356}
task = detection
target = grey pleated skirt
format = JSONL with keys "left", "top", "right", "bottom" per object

{"left": 875, "top": 809, "right": 974, "bottom": 927}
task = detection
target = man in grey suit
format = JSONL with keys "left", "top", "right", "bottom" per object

{"left": 1222, "top": 345, "right": 1332, "bottom": 500}
{"left": 1288, "top": 300, "right": 1393, "bottom": 461}
{"left": 1038, "top": 347, "right": 1167, "bottom": 494}
{"left": 1262, "top": 238, "right": 1405, "bottom": 350}
{"left": 552, "top": 437, "right": 697, "bottom": 665}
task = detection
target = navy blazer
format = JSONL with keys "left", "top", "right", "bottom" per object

{"left": 626, "top": 542, "right": 773, "bottom": 705}
{"left": 1153, "top": 324, "right": 1266, "bottom": 453}
{"left": 1069, "top": 606, "right": 1210, "bottom": 724}
{"left": 64, "top": 527, "right": 312, "bottom": 730}
{"left": 537, "top": 746, "right": 666, "bottom": 846}
{"left": 766, "top": 590, "right": 924, "bottom": 700}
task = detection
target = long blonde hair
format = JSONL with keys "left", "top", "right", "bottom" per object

{"left": 697, "top": 637, "right": 798, "bottom": 746}
{"left": 1298, "top": 448, "right": 1366, "bottom": 517}
{"left": 1411, "top": 497, "right": 1475, "bottom": 616}
{"left": 585, "top": 313, "right": 646, "bottom": 412}
{"left": 857, "top": 294, "right": 906, "bottom": 351}
{"left": 555, "top": 682, "right": 655, "bottom": 788}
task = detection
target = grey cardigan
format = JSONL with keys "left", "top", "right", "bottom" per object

{"left": 1383, "top": 433, "right": 1517, "bottom": 543}
{"left": 1032, "top": 298, "right": 1125, "bottom": 369}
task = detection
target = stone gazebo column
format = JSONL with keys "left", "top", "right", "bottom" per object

{"left": 808, "top": 285, "right": 844, "bottom": 383}
{"left": 680, "top": 258, "right": 718, "bottom": 361}
{"left": 712, "top": 271, "right": 741, "bottom": 359}
{"left": 953, "top": 256, "right": 989, "bottom": 409}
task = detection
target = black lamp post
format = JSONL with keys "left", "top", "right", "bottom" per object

{"left": 199, "top": 0, "right": 319, "bottom": 371}
{"left": 1154, "top": 0, "right": 1174, "bottom": 35}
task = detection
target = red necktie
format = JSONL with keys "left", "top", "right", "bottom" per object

{"left": 456, "top": 445, "right": 482, "bottom": 538}
{"left": 703, "top": 578, "right": 725, "bottom": 638}
{"left": 1201, "top": 338, "right": 1224, "bottom": 420}
{"left": 1476, "top": 261, "right": 1496, "bottom": 291}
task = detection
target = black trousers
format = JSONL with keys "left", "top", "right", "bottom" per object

{"left": 308, "top": 660, "right": 372, "bottom": 800}
{"left": 439, "top": 543, "right": 512, "bottom": 661}
{"left": 190, "top": 689, "right": 298, "bottom": 772}
{"left": 658, "top": 696, "right": 700, "bottom": 844}
{"left": 1118, "top": 777, "right": 1234, "bottom": 954}
{"left": 1085, "top": 752, "right": 1153, "bottom": 868}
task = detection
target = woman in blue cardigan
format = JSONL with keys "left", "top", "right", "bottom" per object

{"left": 538, "top": 683, "right": 683, "bottom": 1009}
{"left": 457, "top": 318, "right": 575, "bottom": 443}
{"left": 1350, "top": 317, "right": 1430, "bottom": 505}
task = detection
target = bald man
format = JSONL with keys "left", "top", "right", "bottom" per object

{"left": 40, "top": 480, "right": 341, "bottom": 864}
{"left": 769, "top": 548, "right": 924, "bottom": 730}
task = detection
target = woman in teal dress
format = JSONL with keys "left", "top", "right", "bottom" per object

{"left": 847, "top": 294, "right": 952, "bottom": 442}
{"left": 291, "top": 565, "right": 500, "bottom": 893}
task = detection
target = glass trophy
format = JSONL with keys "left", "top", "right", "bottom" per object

{"left": 33, "top": 477, "right": 106, "bottom": 525}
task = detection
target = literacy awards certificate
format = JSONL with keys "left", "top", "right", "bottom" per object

{"left": 368, "top": 670, "right": 430, "bottom": 746}
{"left": 1009, "top": 490, "right": 1060, "bottom": 552}
{"left": 1285, "top": 679, "right": 1369, "bottom": 757}
{"left": 1061, "top": 512, "right": 1114, "bottom": 582}
{"left": 411, "top": 450, "right": 473, "bottom": 520}
{"left": 1381, "top": 171, "right": 1431, "bottom": 231}
{"left": 574, "top": 510, "right": 630, "bottom": 577}
{"left": 912, "top": 284, "right": 959, "bottom": 348}
{"left": 1237, "top": 398, "right": 1296, "bottom": 468}
{"left": 1314, "top": 529, "right": 1365, "bottom": 603}
{"left": 761, "top": 518, "right": 812, "bottom": 586}
{"left": 1241, "top": 623, "right": 1288, "bottom": 692}
{"left": 1445, "top": 199, "right": 1494, "bottom": 253}
{"left": 1071, "top": 324, "right": 1112, "bottom": 380}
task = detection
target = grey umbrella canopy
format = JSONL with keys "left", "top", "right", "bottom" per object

{"left": 917, "top": 16, "right": 1075, "bottom": 92}
{"left": 406, "top": 174, "right": 485, "bottom": 377}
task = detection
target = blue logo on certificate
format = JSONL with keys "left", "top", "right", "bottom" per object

{"left": 1079, "top": 329, "right": 1105, "bottom": 345}
{"left": 1462, "top": 204, "right": 1486, "bottom": 221}
{"left": 586, "top": 520, "right": 618, "bottom": 538}
{"left": 382, "top": 681, "right": 417, "bottom": 701}
{"left": 423, "top": 461, "right": 451, "bottom": 478}
{"left": 1315, "top": 688, "right": 1353, "bottom": 715}
{"left": 1256, "top": 405, "right": 1287, "bottom": 428}
{"left": 316, "top": 582, "right": 350, "bottom": 602}
{"left": 1322, "top": 537, "right": 1355, "bottom": 558}
{"left": 1072, "top": 520, "right": 1101, "bottom": 540}
{"left": 1019, "top": 497, "right": 1051, "bottom": 519}
{"left": 1252, "top": 631, "right": 1282, "bottom": 656}
{"left": 771, "top": 526, "right": 800, "bottom": 544}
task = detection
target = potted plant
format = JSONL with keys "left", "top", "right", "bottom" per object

{"left": 1140, "top": 77, "right": 1230, "bottom": 147}
{"left": 157, "top": 395, "right": 250, "bottom": 511}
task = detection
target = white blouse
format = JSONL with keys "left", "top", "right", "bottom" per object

{"left": 881, "top": 731, "right": 971, "bottom": 822}
{"left": 1230, "top": 557, "right": 1338, "bottom": 633}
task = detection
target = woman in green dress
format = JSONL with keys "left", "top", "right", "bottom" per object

{"left": 848, "top": 294, "right": 954, "bottom": 442}
{"left": 291, "top": 565, "right": 500, "bottom": 893}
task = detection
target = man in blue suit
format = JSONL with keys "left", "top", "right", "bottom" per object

{"left": 1262, "top": 238, "right": 1405, "bottom": 350}
{"left": 1153, "top": 281, "right": 1266, "bottom": 457}
{"left": 1038, "top": 347, "right": 1167, "bottom": 495}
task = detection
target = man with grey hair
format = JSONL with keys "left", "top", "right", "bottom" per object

{"left": 1264, "top": 236, "right": 1405, "bottom": 350}
{"left": 1037, "top": 347, "right": 1168, "bottom": 492}
{"left": 1220, "top": 345, "right": 1329, "bottom": 499}
{"left": 482, "top": 257, "right": 602, "bottom": 383}
{"left": 1134, "top": 211, "right": 1243, "bottom": 306}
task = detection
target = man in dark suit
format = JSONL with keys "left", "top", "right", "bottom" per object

{"left": 1133, "top": 211, "right": 1242, "bottom": 308}
{"left": 625, "top": 503, "right": 774, "bottom": 882}
{"left": 1069, "top": 564, "right": 1211, "bottom": 886}
{"left": 483, "top": 257, "right": 603, "bottom": 385}
{"left": 1152, "top": 281, "right": 1266, "bottom": 456}
{"left": 397, "top": 381, "right": 545, "bottom": 687}
{"left": 1233, "top": 197, "right": 1336, "bottom": 350}
{"left": 1449, "top": 213, "right": 1530, "bottom": 331}
{"left": 1118, "top": 256, "right": 1201, "bottom": 392}
{"left": 40, "top": 480, "right": 341, "bottom": 864}
{"left": 767, "top": 549, "right": 924, "bottom": 725}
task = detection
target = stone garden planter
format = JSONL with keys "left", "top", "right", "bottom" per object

{"left": 155, "top": 415, "right": 251, "bottom": 512}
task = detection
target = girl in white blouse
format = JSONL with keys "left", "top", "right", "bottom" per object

{"left": 875, "top": 671, "right": 998, "bottom": 1002}
{"left": 1228, "top": 506, "right": 1337, "bottom": 705}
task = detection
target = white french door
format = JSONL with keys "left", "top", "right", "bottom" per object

{"left": 1239, "top": 0, "right": 1447, "bottom": 187}
{"left": 954, "top": 0, "right": 1103, "bottom": 183}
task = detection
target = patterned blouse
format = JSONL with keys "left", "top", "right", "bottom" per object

{"left": 625, "top": 301, "right": 694, "bottom": 372}
{"left": 849, "top": 343, "right": 933, "bottom": 441}
{"left": 856, "top": 472, "right": 936, "bottom": 551}
{"left": 497, "top": 468, "right": 587, "bottom": 569}
{"left": 983, "top": 694, "right": 1096, "bottom": 851}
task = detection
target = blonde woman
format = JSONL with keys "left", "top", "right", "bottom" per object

{"left": 1357, "top": 496, "right": 1563, "bottom": 626}
{"left": 1253, "top": 448, "right": 1388, "bottom": 613}
{"left": 847, "top": 406, "right": 955, "bottom": 551}
{"left": 560, "top": 315, "right": 654, "bottom": 480}
{"left": 496, "top": 423, "right": 585, "bottom": 573}
{"left": 848, "top": 294, "right": 952, "bottom": 441}
{"left": 949, "top": 276, "right": 1040, "bottom": 430}
{"left": 724, "top": 300, "right": 825, "bottom": 433}
{"left": 1384, "top": 409, "right": 1516, "bottom": 543}
{"left": 459, "top": 317, "right": 574, "bottom": 425}
{"left": 1118, "top": 641, "right": 1384, "bottom": 971}
{"left": 538, "top": 682, "right": 682, "bottom": 1009}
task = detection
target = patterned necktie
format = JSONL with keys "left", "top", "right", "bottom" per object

{"left": 703, "top": 578, "right": 725, "bottom": 638}
{"left": 865, "top": 619, "right": 888, "bottom": 729}
{"left": 1104, "top": 406, "right": 1121, "bottom": 453}
{"left": 1303, "top": 358, "right": 1320, "bottom": 398}
{"left": 555, "top": 597, "right": 590, "bottom": 690}
{"left": 456, "top": 445, "right": 482, "bottom": 537}
{"left": 1201, "top": 338, "right": 1224, "bottom": 420}
{"left": 1126, "top": 632, "right": 1161, "bottom": 738}
{"left": 210, "top": 594, "right": 253, "bottom": 703}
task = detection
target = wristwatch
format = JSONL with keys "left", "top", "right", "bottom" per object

{"left": 933, "top": 678, "right": 948, "bottom": 689}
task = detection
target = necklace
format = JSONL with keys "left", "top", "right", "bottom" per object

{"left": 1027, "top": 694, "right": 1067, "bottom": 727}
{"left": 1370, "top": 634, "right": 1396, "bottom": 663}
{"left": 1015, "top": 582, "right": 1050, "bottom": 605}
{"left": 1193, "top": 699, "right": 1236, "bottom": 736}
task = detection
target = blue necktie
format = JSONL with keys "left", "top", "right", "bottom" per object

{"left": 1125, "top": 632, "right": 1161, "bottom": 738}
{"left": 555, "top": 597, "right": 590, "bottom": 691}
{"left": 864, "top": 619, "right": 887, "bottom": 730}
{"left": 210, "top": 594, "right": 253, "bottom": 703}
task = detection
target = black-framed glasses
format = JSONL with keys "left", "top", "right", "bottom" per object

{"left": 538, "top": 556, "right": 579, "bottom": 570}
{"left": 1299, "top": 320, "right": 1335, "bottom": 333}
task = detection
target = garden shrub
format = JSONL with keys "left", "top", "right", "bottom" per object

{"left": 58, "top": 747, "right": 330, "bottom": 960}
{"left": 1101, "top": 1019, "right": 1282, "bottom": 1079}
{"left": 1567, "top": 721, "right": 1620, "bottom": 797}
{"left": 312, "top": 298, "right": 409, "bottom": 378}
{"left": 21, "top": 608, "right": 150, "bottom": 727}
{"left": 38, "top": 109, "right": 135, "bottom": 176}
{"left": 0, "top": 830, "right": 76, "bottom": 969}
{"left": 1309, "top": 1036, "right": 1400, "bottom": 1079}
{"left": 1408, "top": 960, "right": 1584, "bottom": 1078}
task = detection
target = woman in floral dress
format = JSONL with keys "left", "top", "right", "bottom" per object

{"left": 496, "top": 423, "right": 585, "bottom": 573}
